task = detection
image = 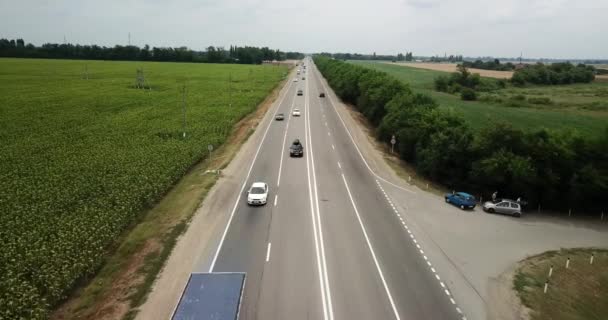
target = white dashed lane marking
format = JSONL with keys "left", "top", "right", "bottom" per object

{"left": 374, "top": 178, "right": 467, "bottom": 320}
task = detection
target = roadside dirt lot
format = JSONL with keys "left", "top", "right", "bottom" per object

{"left": 387, "top": 62, "right": 514, "bottom": 79}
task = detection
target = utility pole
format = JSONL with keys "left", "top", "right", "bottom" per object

{"left": 181, "top": 84, "right": 187, "bottom": 138}
{"left": 128, "top": 32, "right": 131, "bottom": 46}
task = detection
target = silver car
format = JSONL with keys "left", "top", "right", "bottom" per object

{"left": 483, "top": 199, "right": 522, "bottom": 217}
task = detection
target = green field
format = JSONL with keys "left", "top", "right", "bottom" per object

{"left": 514, "top": 249, "right": 608, "bottom": 320}
{"left": 349, "top": 61, "right": 608, "bottom": 137}
{"left": 0, "top": 58, "right": 287, "bottom": 318}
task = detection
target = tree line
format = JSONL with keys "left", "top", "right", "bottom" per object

{"left": 461, "top": 59, "right": 515, "bottom": 71}
{"left": 314, "top": 56, "right": 608, "bottom": 214}
{"left": 319, "top": 51, "right": 414, "bottom": 62}
{"left": 511, "top": 62, "right": 596, "bottom": 85}
{"left": 0, "top": 38, "right": 304, "bottom": 64}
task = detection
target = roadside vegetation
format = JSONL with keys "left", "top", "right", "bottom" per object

{"left": 514, "top": 248, "right": 608, "bottom": 320}
{"left": 315, "top": 56, "right": 608, "bottom": 215}
{"left": 0, "top": 58, "right": 287, "bottom": 319}
{"left": 349, "top": 60, "right": 608, "bottom": 138}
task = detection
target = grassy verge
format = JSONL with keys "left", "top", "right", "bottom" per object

{"left": 514, "top": 248, "right": 608, "bottom": 320}
{"left": 348, "top": 60, "right": 608, "bottom": 138}
{"left": 52, "top": 72, "right": 290, "bottom": 320}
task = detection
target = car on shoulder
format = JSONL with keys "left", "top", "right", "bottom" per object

{"left": 319, "top": 92, "right": 325, "bottom": 98}
{"left": 247, "top": 182, "right": 268, "bottom": 206}
{"left": 297, "top": 89, "right": 303, "bottom": 96}
{"left": 292, "top": 108, "right": 301, "bottom": 116}
{"left": 275, "top": 113, "right": 285, "bottom": 121}
{"left": 445, "top": 192, "right": 476, "bottom": 210}
{"left": 289, "top": 139, "right": 304, "bottom": 157}
{"left": 483, "top": 199, "right": 522, "bottom": 217}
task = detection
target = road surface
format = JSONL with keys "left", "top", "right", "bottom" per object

{"left": 206, "top": 57, "right": 464, "bottom": 320}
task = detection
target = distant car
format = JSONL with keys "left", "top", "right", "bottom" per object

{"left": 247, "top": 182, "right": 268, "bottom": 205}
{"left": 319, "top": 93, "right": 325, "bottom": 98}
{"left": 289, "top": 139, "right": 304, "bottom": 157}
{"left": 292, "top": 108, "right": 301, "bottom": 116}
{"left": 275, "top": 113, "right": 285, "bottom": 121}
{"left": 445, "top": 192, "right": 476, "bottom": 210}
{"left": 293, "top": 78, "right": 298, "bottom": 82}
{"left": 297, "top": 89, "right": 303, "bottom": 96}
{"left": 483, "top": 199, "right": 522, "bottom": 217}
{"left": 302, "top": 77, "right": 305, "bottom": 80}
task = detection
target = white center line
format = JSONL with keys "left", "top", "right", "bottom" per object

{"left": 337, "top": 161, "right": 342, "bottom": 169}
{"left": 332, "top": 144, "right": 335, "bottom": 150}
{"left": 266, "top": 242, "right": 272, "bottom": 262}
{"left": 276, "top": 94, "right": 295, "bottom": 187}
{"left": 274, "top": 194, "right": 278, "bottom": 207}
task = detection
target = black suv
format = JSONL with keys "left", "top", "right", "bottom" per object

{"left": 289, "top": 139, "right": 304, "bottom": 157}
{"left": 319, "top": 92, "right": 325, "bottom": 97}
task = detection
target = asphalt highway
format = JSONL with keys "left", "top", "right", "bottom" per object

{"left": 208, "top": 57, "right": 464, "bottom": 320}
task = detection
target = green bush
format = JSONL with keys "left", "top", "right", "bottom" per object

{"left": 461, "top": 88, "right": 477, "bottom": 101}
{"left": 434, "top": 75, "right": 449, "bottom": 92}
{"left": 512, "top": 62, "right": 595, "bottom": 85}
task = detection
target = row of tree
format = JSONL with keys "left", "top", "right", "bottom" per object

{"left": 512, "top": 62, "right": 596, "bottom": 85}
{"left": 313, "top": 56, "right": 608, "bottom": 213}
{"left": 319, "top": 52, "right": 414, "bottom": 61}
{"left": 0, "top": 38, "right": 304, "bottom": 64}
{"left": 429, "top": 55, "right": 463, "bottom": 63}
{"left": 461, "top": 59, "right": 515, "bottom": 71}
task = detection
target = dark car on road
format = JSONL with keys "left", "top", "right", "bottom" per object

{"left": 297, "top": 89, "right": 303, "bottom": 96}
{"left": 275, "top": 113, "right": 285, "bottom": 121}
{"left": 289, "top": 139, "right": 303, "bottom": 157}
{"left": 319, "top": 92, "right": 325, "bottom": 97}
{"left": 445, "top": 192, "right": 476, "bottom": 210}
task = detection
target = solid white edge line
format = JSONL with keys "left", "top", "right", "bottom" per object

{"left": 209, "top": 75, "right": 293, "bottom": 272}
{"left": 340, "top": 173, "right": 401, "bottom": 320}
{"left": 308, "top": 68, "right": 335, "bottom": 320}
{"left": 266, "top": 242, "right": 272, "bottom": 262}
{"left": 313, "top": 70, "right": 416, "bottom": 195}
{"left": 304, "top": 66, "right": 330, "bottom": 320}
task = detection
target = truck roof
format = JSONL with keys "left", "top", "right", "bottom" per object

{"left": 171, "top": 272, "right": 246, "bottom": 320}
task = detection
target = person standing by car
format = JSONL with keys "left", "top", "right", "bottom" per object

{"left": 492, "top": 191, "right": 498, "bottom": 202}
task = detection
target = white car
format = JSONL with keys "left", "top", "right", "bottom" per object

{"left": 292, "top": 108, "right": 301, "bottom": 116}
{"left": 247, "top": 182, "right": 268, "bottom": 205}
{"left": 293, "top": 78, "right": 298, "bottom": 82}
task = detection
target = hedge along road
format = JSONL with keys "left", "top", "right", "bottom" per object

{"left": 0, "top": 58, "right": 287, "bottom": 319}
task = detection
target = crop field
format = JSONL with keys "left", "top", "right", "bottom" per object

{"left": 385, "top": 61, "right": 514, "bottom": 79}
{"left": 0, "top": 58, "right": 287, "bottom": 318}
{"left": 350, "top": 61, "right": 608, "bottom": 138}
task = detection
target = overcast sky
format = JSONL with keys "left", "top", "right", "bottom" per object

{"left": 1, "top": 0, "right": 606, "bottom": 59}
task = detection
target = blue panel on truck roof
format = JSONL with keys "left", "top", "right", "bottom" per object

{"left": 172, "top": 272, "right": 246, "bottom": 320}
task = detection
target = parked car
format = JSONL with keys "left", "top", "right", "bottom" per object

{"left": 292, "top": 108, "right": 301, "bottom": 116}
{"left": 445, "top": 192, "right": 476, "bottom": 210}
{"left": 319, "top": 92, "right": 325, "bottom": 97}
{"left": 483, "top": 199, "right": 522, "bottom": 217}
{"left": 297, "top": 89, "right": 303, "bottom": 96}
{"left": 275, "top": 113, "right": 285, "bottom": 121}
{"left": 289, "top": 139, "right": 304, "bottom": 157}
{"left": 247, "top": 182, "right": 268, "bottom": 206}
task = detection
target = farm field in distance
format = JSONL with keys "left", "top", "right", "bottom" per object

{"left": 350, "top": 60, "right": 608, "bottom": 138}
{"left": 0, "top": 58, "right": 287, "bottom": 319}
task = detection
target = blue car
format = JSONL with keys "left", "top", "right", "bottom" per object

{"left": 445, "top": 192, "right": 476, "bottom": 210}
